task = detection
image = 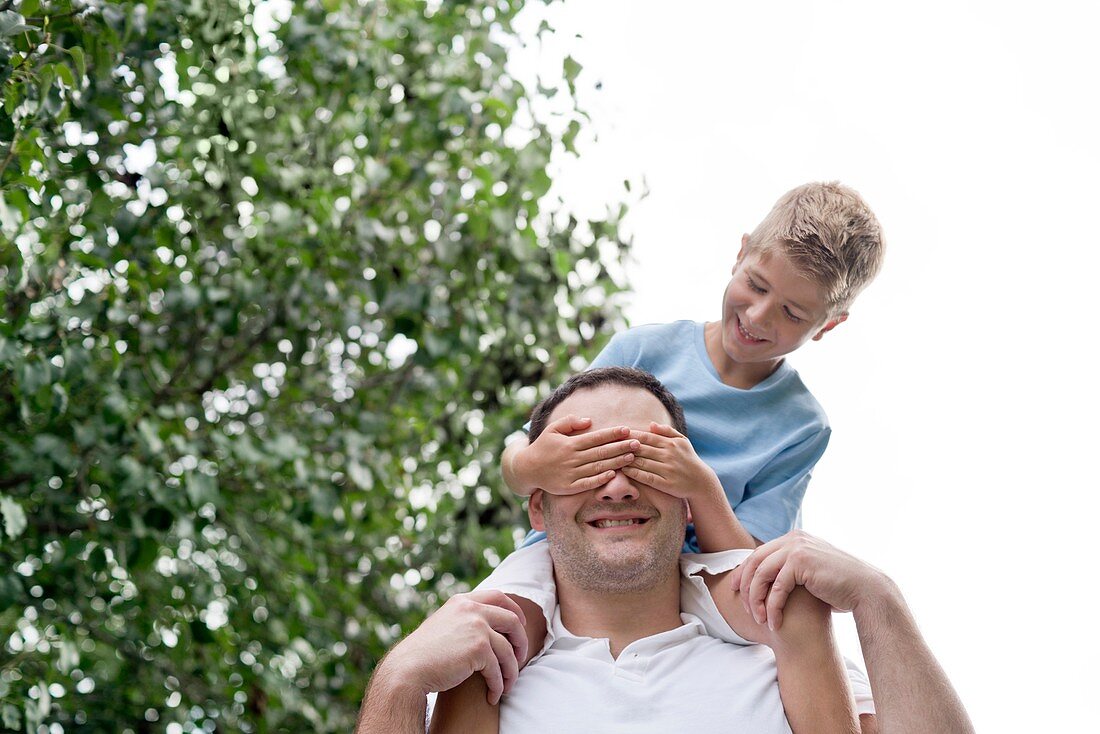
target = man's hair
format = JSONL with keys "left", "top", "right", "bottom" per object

{"left": 746, "top": 181, "right": 885, "bottom": 314}
{"left": 528, "top": 367, "right": 687, "bottom": 441}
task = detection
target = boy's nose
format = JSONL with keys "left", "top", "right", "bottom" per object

{"left": 598, "top": 470, "right": 640, "bottom": 502}
{"left": 746, "top": 299, "right": 772, "bottom": 329}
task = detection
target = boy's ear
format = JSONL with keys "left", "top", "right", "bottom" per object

{"left": 529, "top": 490, "right": 547, "bottom": 531}
{"left": 736, "top": 233, "right": 750, "bottom": 265}
{"left": 812, "top": 312, "right": 848, "bottom": 341}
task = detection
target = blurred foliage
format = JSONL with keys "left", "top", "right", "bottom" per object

{"left": 0, "top": 0, "right": 630, "bottom": 730}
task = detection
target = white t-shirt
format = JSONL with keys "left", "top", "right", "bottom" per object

{"left": 490, "top": 548, "right": 874, "bottom": 733}
{"left": 500, "top": 610, "right": 794, "bottom": 733}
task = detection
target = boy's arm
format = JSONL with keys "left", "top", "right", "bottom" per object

{"left": 731, "top": 532, "right": 975, "bottom": 734}
{"left": 500, "top": 418, "right": 638, "bottom": 497}
{"left": 702, "top": 573, "right": 861, "bottom": 734}
{"left": 623, "top": 422, "right": 759, "bottom": 550}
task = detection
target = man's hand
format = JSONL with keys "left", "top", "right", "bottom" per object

{"left": 730, "top": 530, "right": 893, "bottom": 630}
{"left": 511, "top": 415, "right": 640, "bottom": 496}
{"left": 376, "top": 590, "right": 529, "bottom": 705}
{"left": 621, "top": 422, "right": 723, "bottom": 502}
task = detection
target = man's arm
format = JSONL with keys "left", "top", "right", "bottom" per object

{"left": 702, "top": 573, "right": 860, "bottom": 734}
{"left": 355, "top": 591, "right": 527, "bottom": 734}
{"left": 731, "top": 532, "right": 975, "bottom": 734}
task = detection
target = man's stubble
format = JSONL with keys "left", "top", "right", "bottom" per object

{"left": 541, "top": 496, "right": 686, "bottom": 594}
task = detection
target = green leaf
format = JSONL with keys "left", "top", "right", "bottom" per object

{"left": 68, "top": 45, "right": 86, "bottom": 80}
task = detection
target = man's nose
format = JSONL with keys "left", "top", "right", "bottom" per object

{"left": 598, "top": 470, "right": 639, "bottom": 502}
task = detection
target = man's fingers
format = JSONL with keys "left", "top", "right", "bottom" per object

{"left": 476, "top": 638, "right": 506, "bottom": 705}
{"left": 486, "top": 629, "right": 520, "bottom": 701}
{"left": 481, "top": 604, "right": 529, "bottom": 674}
{"left": 467, "top": 589, "right": 528, "bottom": 629}
{"left": 764, "top": 564, "right": 797, "bottom": 630}
{"left": 747, "top": 549, "right": 786, "bottom": 625}
{"left": 737, "top": 541, "right": 778, "bottom": 614}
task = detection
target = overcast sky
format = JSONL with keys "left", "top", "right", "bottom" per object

{"left": 509, "top": 2, "right": 1100, "bottom": 730}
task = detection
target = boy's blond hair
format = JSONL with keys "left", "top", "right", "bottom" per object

{"left": 746, "top": 182, "right": 884, "bottom": 314}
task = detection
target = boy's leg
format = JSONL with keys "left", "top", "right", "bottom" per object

{"left": 428, "top": 594, "right": 546, "bottom": 734}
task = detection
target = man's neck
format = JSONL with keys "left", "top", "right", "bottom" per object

{"left": 555, "top": 572, "right": 683, "bottom": 658}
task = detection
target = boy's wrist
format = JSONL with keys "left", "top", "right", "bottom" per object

{"left": 508, "top": 445, "right": 535, "bottom": 497}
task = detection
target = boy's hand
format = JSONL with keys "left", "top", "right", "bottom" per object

{"left": 622, "top": 422, "right": 723, "bottom": 502}
{"left": 514, "top": 415, "right": 640, "bottom": 495}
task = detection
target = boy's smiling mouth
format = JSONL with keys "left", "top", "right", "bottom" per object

{"left": 737, "top": 316, "right": 767, "bottom": 343}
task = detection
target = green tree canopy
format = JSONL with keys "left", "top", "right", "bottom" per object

{"left": 1, "top": 0, "right": 630, "bottom": 730}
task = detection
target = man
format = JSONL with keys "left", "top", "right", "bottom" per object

{"left": 357, "top": 369, "right": 973, "bottom": 734}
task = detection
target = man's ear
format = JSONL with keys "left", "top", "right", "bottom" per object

{"left": 529, "top": 490, "right": 547, "bottom": 531}
{"left": 812, "top": 311, "right": 848, "bottom": 341}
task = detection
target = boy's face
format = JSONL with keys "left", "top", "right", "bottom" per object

{"left": 718, "top": 237, "right": 845, "bottom": 367}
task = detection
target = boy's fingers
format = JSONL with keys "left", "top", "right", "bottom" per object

{"left": 620, "top": 465, "right": 664, "bottom": 488}
{"left": 579, "top": 438, "right": 640, "bottom": 464}
{"left": 547, "top": 414, "right": 592, "bottom": 436}
{"left": 571, "top": 425, "right": 631, "bottom": 450}
{"left": 566, "top": 470, "right": 616, "bottom": 493}
{"left": 580, "top": 453, "right": 635, "bottom": 478}
{"left": 649, "top": 421, "right": 685, "bottom": 438}
{"left": 624, "top": 456, "right": 664, "bottom": 477}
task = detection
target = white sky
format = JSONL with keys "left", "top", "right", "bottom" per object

{"left": 510, "top": 1, "right": 1100, "bottom": 730}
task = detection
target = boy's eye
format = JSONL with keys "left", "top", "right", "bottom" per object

{"left": 784, "top": 308, "right": 803, "bottom": 323}
{"left": 746, "top": 277, "right": 766, "bottom": 294}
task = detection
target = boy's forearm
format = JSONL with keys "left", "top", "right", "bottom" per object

{"left": 428, "top": 677, "right": 500, "bottom": 734}
{"left": 689, "top": 489, "right": 758, "bottom": 551}
{"left": 853, "top": 584, "right": 975, "bottom": 734}
{"left": 771, "top": 616, "right": 859, "bottom": 734}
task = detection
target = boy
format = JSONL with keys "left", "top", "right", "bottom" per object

{"left": 432, "top": 181, "right": 885, "bottom": 730}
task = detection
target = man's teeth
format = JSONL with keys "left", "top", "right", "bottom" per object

{"left": 595, "top": 519, "right": 641, "bottom": 528}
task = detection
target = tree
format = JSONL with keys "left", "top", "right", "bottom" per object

{"left": 0, "top": 0, "right": 630, "bottom": 730}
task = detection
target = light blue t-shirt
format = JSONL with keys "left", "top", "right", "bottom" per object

{"left": 523, "top": 320, "right": 830, "bottom": 549}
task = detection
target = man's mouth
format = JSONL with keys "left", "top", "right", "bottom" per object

{"left": 589, "top": 518, "right": 649, "bottom": 529}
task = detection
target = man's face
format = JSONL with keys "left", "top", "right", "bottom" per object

{"left": 529, "top": 385, "right": 689, "bottom": 593}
